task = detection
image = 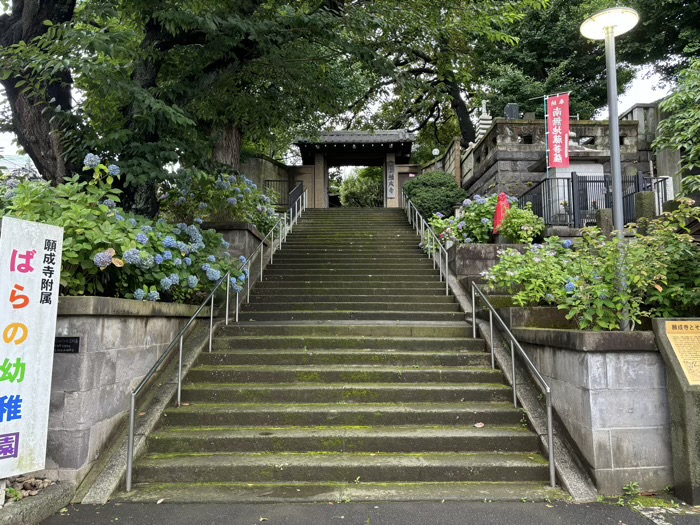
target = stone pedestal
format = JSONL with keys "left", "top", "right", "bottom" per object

{"left": 653, "top": 318, "right": 700, "bottom": 505}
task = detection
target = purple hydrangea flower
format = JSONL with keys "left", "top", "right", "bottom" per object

{"left": 129, "top": 218, "right": 138, "bottom": 228}
{"left": 136, "top": 233, "right": 148, "bottom": 245}
{"left": 123, "top": 249, "right": 141, "bottom": 265}
{"left": 115, "top": 214, "right": 125, "bottom": 221}
{"left": 565, "top": 282, "right": 577, "bottom": 293}
{"left": 155, "top": 254, "right": 164, "bottom": 265}
{"left": 163, "top": 250, "right": 173, "bottom": 261}
{"left": 93, "top": 251, "right": 112, "bottom": 269}
{"left": 163, "top": 236, "right": 178, "bottom": 249}
{"left": 102, "top": 199, "right": 116, "bottom": 209}
{"left": 227, "top": 197, "right": 238, "bottom": 206}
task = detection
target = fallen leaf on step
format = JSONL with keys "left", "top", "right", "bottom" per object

{"left": 474, "top": 422, "right": 485, "bottom": 428}
{"left": 156, "top": 499, "right": 165, "bottom": 504}
{"left": 138, "top": 412, "right": 146, "bottom": 417}
{"left": 260, "top": 518, "right": 268, "bottom": 522}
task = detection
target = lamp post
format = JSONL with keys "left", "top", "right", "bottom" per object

{"left": 580, "top": 7, "right": 639, "bottom": 238}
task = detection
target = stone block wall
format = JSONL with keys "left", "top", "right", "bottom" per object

{"left": 45, "top": 297, "right": 202, "bottom": 483}
{"left": 513, "top": 328, "right": 672, "bottom": 495}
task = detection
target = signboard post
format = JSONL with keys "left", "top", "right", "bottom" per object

{"left": 0, "top": 217, "right": 63, "bottom": 478}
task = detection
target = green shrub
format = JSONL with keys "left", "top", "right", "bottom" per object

{"left": 403, "top": 171, "right": 466, "bottom": 218}
{"left": 499, "top": 203, "right": 545, "bottom": 244}
{"left": 484, "top": 200, "right": 700, "bottom": 330}
{"left": 340, "top": 167, "right": 383, "bottom": 207}
{"left": 159, "top": 168, "right": 279, "bottom": 234}
{"left": 0, "top": 159, "right": 245, "bottom": 303}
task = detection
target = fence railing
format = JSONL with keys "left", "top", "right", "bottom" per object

{"left": 519, "top": 173, "right": 672, "bottom": 228}
{"left": 471, "top": 283, "right": 556, "bottom": 488}
{"left": 402, "top": 193, "right": 449, "bottom": 295}
{"left": 288, "top": 182, "right": 305, "bottom": 224}
{"left": 125, "top": 188, "right": 308, "bottom": 492}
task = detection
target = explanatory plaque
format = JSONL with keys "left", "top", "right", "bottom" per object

{"left": 666, "top": 321, "right": 700, "bottom": 385}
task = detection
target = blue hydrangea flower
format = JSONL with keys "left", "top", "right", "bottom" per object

{"left": 239, "top": 256, "right": 247, "bottom": 264}
{"left": 108, "top": 164, "right": 120, "bottom": 176}
{"left": 102, "top": 199, "right": 116, "bottom": 209}
{"left": 243, "top": 188, "right": 252, "bottom": 195}
{"left": 123, "top": 249, "right": 141, "bottom": 265}
{"left": 184, "top": 257, "right": 192, "bottom": 266}
{"left": 562, "top": 240, "right": 573, "bottom": 249}
{"left": 169, "top": 273, "right": 180, "bottom": 285}
{"left": 133, "top": 289, "right": 146, "bottom": 301}
{"left": 238, "top": 274, "right": 246, "bottom": 283}
{"left": 464, "top": 237, "right": 473, "bottom": 244}
{"left": 174, "top": 258, "right": 182, "bottom": 267}
{"left": 93, "top": 251, "right": 112, "bottom": 269}
{"left": 227, "top": 197, "right": 238, "bottom": 206}
{"left": 206, "top": 268, "right": 222, "bottom": 281}
{"left": 243, "top": 268, "right": 249, "bottom": 278}
{"left": 163, "top": 250, "right": 173, "bottom": 261}
{"left": 197, "top": 202, "right": 208, "bottom": 210}
{"left": 160, "top": 277, "right": 173, "bottom": 290}
{"left": 177, "top": 241, "right": 189, "bottom": 254}
{"left": 115, "top": 214, "right": 125, "bottom": 222}
{"left": 194, "top": 218, "right": 203, "bottom": 225}
{"left": 83, "top": 153, "right": 101, "bottom": 168}
{"left": 262, "top": 195, "right": 270, "bottom": 203}
{"left": 177, "top": 223, "right": 187, "bottom": 231}
{"left": 146, "top": 291, "right": 160, "bottom": 302}
{"left": 435, "top": 212, "right": 445, "bottom": 219}
{"left": 221, "top": 240, "right": 230, "bottom": 249}
{"left": 481, "top": 218, "right": 490, "bottom": 225}
{"left": 187, "top": 275, "right": 198, "bottom": 288}
{"left": 5, "top": 178, "right": 19, "bottom": 189}
{"left": 155, "top": 254, "right": 164, "bottom": 265}
{"left": 473, "top": 194, "right": 482, "bottom": 200}
{"left": 463, "top": 199, "right": 472, "bottom": 208}
{"left": 136, "top": 233, "right": 148, "bottom": 245}
{"left": 476, "top": 197, "right": 488, "bottom": 205}
{"left": 128, "top": 218, "right": 138, "bottom": 228}
{"left": 201, "top": 263, "right": 211, "bottom": 272}
{"left": 163, "top": 236, "right": 178, "bottom": 249}
{"left": 139, "top": 254, "right": 155, "bottom": 269}
{"left": 565, "top": 282, "right": 577, "bottom": 293}
{"left": 234, "top": 187, "right": 242, "bottom": 194}
{"left": 141, "top": 225, "right": 153, "bottom": 233}
{"left": 545, "top": 293, "right": 555, "bottom": 302}
{"left": 207, "top": 255, "right": 216, "bottom": 263}
{"left": 232, "top": 283, "right": 243, "bottom": 293}
{"left": 457, "top": 221, "right": 466, "bottom": 230}
{"left": 176, "top": 197, "right": 186, "bottom": 206}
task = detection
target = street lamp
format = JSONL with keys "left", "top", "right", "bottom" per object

{"left": 580, "top": 7, "right": 639, "bottom": 238}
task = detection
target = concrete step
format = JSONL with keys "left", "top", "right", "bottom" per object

{"left": 248, "top": 294, "right": 457, "bottom": 304}
{"left": 261, "top": 271, "right": 442, "bottom": 280}
{"left": 250, "top": 286, "right": 449, "bottom": 296}
{"left": 184, "top": 365, "right": 503, "bottom": 384}
{"left": 197, "top": 349, "right": 489, "bottom": 367}
{"left": 161, "top": 402, "right": 523, "bottom": 428}
{"left": 253, "top": 281, "right": 446, "bottom": 289}
{"left": 147, "top": 426, "right": 539, "bottom": 454}
{"left": 268, "top": 261, "right": 435, "bottom": 268}
{"left": 212, "top": 336, "right": 481, "bottom": 351}
{"left": 217, "top": 322, "right": 471, "bottom": 338}
{"left": 132, "top": 451, "right": 550, "bottom": 484}
{"left": 240, "top": 302, "right": 461, "bottom": 312}
{"left": 276, "top": 249, "right": 425, "bottom": 255}
{"left": 237, "top": 311, "right": 464, "bottom": 322}
{"left": 115, "top": 480, "right": 563, "bottom": 504}
{"left": 179, "top": 385, "right": 509, "bottom": 405}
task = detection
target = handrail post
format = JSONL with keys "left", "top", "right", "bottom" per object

{"left": 235, "top": 291, "right": 239, "bottom": 323}
{"left": 511, "top": 340, "right": 517, "bottom": 407}
{"left": 126, "top": 393, "right": 135, "bottom": 492}
{"left": 444, "top": 248, "right": 448, "bottom": 295}
{"left": 260, "top": 249, "right": 263, "bottom": 281}
{"left": 177, "top": 336, "right": 183, "bottom": 406}
{"left": 247, "top": 268, "right": 251, "bottom": 303}
{"left": 547, "top": 391, "right": 555, "bottom": 487}
{"left": 471, "top": 285, "right": 476, "bottom": 339}
{"left": 489, "top": 310, "right": 495, "bottom": 369}
{"left": 271, "top": 228, "right": 274, "bottom": 264}
{"left": 209, "top": 295, "right": 214, "bottom": 353}
{"left": 225, "top": 273, "right": 230, "bottom": 326}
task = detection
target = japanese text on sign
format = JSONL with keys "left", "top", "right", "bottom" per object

{"left": 666, "top": 321, "right": 700, "bottom": 386}
{"left": 546, "top": 94, "right": 570, "bottom": 169}
{"left": 0, "top": 217, "right": 63, "bottom": 477}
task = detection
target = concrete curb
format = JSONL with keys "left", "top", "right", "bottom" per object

{"left": 447, "top": 268, "right": 598, "bottom": 503}
{"left": 78, "top": 321, "right": 213, "bottom": 504}
{"left": 0, "top": 482, "right": 74, "bottom": 525}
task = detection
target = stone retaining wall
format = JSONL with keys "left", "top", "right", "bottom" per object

{"left": 512, "top": 327, "right": 672, "bottom": 495}
{"left": 44, "top": 297, "right": 204, "bottom": 484}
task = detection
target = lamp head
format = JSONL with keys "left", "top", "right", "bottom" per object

{"left": 580, "top": 7, "right": 639, "bottom": 40}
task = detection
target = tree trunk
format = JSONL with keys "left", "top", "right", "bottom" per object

{"left": 212, "top": 125, "right": 243, "bottom": 172}
{"left": 444, "top": 76, "right": 476, "bottom": 146}
{"left": 0, "top": 0, "right": 77, "bottom": 184}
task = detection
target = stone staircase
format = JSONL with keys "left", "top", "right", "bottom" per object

{"left": 118, "top": 208, "right": 559, "bottom": 503}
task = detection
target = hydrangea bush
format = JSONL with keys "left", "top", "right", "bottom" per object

{"left": 0, "top": 156, "right": 247, "bottom": 303}
{"left": 425, "top": 193, "right": 543, "bottom": 247}
{"left": 159, "top": 168, "right": 279, "bottom": 235}
{"left": 483, "top": 200, "right": 700, "bottom": 330}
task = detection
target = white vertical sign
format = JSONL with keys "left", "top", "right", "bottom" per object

{"left": 387, "top": 161, "right": 396, "bottom": 199}
{"left": 0, "top": 217, "right": 63, "bottom": 477}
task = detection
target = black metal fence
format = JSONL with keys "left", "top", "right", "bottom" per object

{"left": 518, "top": 173, "right": 672, "bottom": 228}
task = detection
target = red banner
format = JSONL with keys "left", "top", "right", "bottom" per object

{"left": 547, "top": 94, "right": 570, "bottom": 168}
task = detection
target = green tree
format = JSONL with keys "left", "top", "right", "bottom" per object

{"left": 653, "top": 58, "right": 700, "bottom": 195}
{"left": 339, "top": 166, "right": 383, "bottom": 208}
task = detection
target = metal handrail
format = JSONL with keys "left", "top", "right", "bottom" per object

{"left": 471, "top": 282, "right": 555, "bottom": 488}
{"left": 125, "top": 188, "right": 308, "bottom": 492}
{"left": 401, "top": 192, "right": 449, "bottom": 296}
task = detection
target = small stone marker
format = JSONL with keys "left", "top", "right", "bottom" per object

{"left": 653, "top": 319, "right": 700, "bottom": 505}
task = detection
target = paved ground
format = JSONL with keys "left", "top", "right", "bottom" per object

{"left": 41, "top": 501, "right": 700, "bottom": 525}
